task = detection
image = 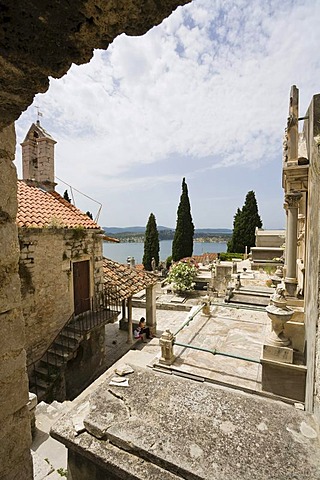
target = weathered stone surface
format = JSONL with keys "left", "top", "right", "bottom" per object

{"left": 0, "top": 124, "right": 17, "bottom": 216}
{"left": 0, "top": 351, "right": 29, "bottom": 420}
{"left": 0, "top": 406, "right": 33, "bottom": 480}
{"left": 53, "top": 367, "right": 320, "bottom": 479}
{"left": 0, "top": 0, "right": 190, "bottom": 130}
{"left": 0, "top": 308, "right": 25, "bottom": 357}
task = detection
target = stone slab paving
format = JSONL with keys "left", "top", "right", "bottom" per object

{"left": 133, "top": 304, "right": 268, "bottom": 393}
{"left": 32, "top": 401, "right": 70, "bottom": 479}
{"left": 35, "top": 295, "right": 270, "bottom": 478}
{"left": 51, "top": 364, "right": 320, "bottom": 480}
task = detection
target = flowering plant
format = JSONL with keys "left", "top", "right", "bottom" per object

{"left": 167, "top": 261, "right": 198, "bottom": 292}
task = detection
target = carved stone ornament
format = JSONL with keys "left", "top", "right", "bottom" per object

{"left": 285, "top": 192, "right": 302, "bottom": 208}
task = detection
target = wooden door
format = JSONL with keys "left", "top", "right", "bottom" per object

{"left": 73, "top": 260, "right": 90, "bottom": 315}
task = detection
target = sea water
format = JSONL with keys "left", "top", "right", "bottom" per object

{"left": 103, "top": 239, "right": 227, "bottom": 264}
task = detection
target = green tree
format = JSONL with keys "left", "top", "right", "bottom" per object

{"left": 172, "top": 178, "right": 194, "bottom": 261}
{"left": 167, "top": 261, "right": 197, "bottom": 292}
{"left": 227, "top": 208, "right": 242, "bottom": 253}
{"left": 143, "top": 213, "right": 159, "bottom": 271}
{"left": 227, "top": 191, "right": 262, "bottom": 253}
{"left": 63, "top": 189, "right": 71, "bottom": 203}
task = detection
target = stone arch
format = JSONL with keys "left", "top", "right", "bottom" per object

{"left": 0, "top": 2, "right": 189, "bottom": 478}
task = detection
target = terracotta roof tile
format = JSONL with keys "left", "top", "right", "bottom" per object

{"left": 180, "top": 253, "right": 217, "bottom": 264}
{"left": 17, "top": 181, "right": 100, "bottom": 229}
{"left": 103, "top": 257, "right": 157, "bottom": 301}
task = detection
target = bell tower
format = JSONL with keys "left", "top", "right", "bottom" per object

{"left": 21, "top": 120, "right": 57, "bottom": 191}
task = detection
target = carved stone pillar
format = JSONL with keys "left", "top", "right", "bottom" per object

{"left": 146, "top": 284, "right": 156, "bottom": 335}
{"left": 284, "top": 192, "right": 302, "bottom": 296}
{"left": 159, "top": 330, "right": 175, "bottom": 365}
{"left": 126, "top": 297, "right": 133, "bottom": 344}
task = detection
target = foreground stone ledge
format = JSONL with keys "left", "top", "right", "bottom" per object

{"left": 52, "top": 365, "right": 320, "bottom": 480}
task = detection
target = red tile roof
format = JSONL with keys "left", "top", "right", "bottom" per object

{"left": 103, "top": 257, "right": 157, "bottom": 301}
{"left": 180, "top": 253, "right": 218, "bottom": 264}
{"left": 17, "top": 180, "right": 101, "bottom": 229}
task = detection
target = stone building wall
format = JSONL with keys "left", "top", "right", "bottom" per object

{"left": 0, "top": 125, "right": 33, "bottom": 479}
{"left": 19, "top": 227, "right": 104, "bottom": 364}
{"left": 303, "top": 93, "right": 320, "bottom": 417}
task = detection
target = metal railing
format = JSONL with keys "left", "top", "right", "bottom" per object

{"left": 174, "top": 341, "right": 261, "bottom": 364}
{"left": 28, "top": 284, "right": 121, "bottom": 399}
{"left": 170, "top": 301, "right": 261, "bottom": 365}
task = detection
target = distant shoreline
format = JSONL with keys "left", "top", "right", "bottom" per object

{"left": 103, "top": 239, "right": 228, "bottom": 264}
{"left": 105, "top": 232, "right": 232, "bottom": 244}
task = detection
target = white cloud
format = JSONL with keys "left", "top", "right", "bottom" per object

{"left": 15, "top": 0, "right": 320, "bottom": 228}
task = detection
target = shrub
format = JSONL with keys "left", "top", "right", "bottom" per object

{"left": 167, "top": 261, "right": 198, "bottom": 292}
{"left": 219, "top": 252, "right": 244, "bottom": 261}
{"left": 166, "top": 255, "right": 173, "bottom": 270}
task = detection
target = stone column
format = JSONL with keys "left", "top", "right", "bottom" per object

{"left": 0, "top": 124, "right": 33, "bottom": 479}
{"left": 145, "top": 284, "right": 156, "bottom": 335}
{"left": 121, "top": 299, "right": 126, "bottom": 320}
{"left": 126, "top": 296, "right": 133, "bottom": 344}
{"left": 284, "top": 192, "right": 302, "bottom": 296}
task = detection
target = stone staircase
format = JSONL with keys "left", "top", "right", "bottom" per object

{"left": 28, "top": 320, "right": 82, "bottom": 400}
{"left": 28, "top": 289, "right": 121, "bottom": 401}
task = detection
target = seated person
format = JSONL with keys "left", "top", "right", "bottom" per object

{"left": 134, "top": 317, "right": 153, "bottom": 340}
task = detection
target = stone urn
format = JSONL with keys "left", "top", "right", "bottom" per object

{"left": 270, "top": 265, "right": 284, "bottom": 287}
{"left": 266, "top": 284, "right": 294, "bottom": 347}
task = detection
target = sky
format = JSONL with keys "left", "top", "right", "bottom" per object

{"left": 14, "top": 0, "right": 320, "bottom": 229}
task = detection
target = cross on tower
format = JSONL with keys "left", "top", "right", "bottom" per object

{"left": 34, "top": 105, "right": 43, "bottom": 123}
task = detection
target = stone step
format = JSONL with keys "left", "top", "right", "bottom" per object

{"left": 228, "top": 293, "right": 270, "bottom": 307}
{"left": 29, "top": 384, "right": 47, "bottom": 401}
{"left": 30, "top": 376, "right": 50, "bottom": 392}
{"left": 53, "top": 336, "right": 78, "bottom": 351}
{"left": 48, "top": 345, "right": 74, "bottom": 360}
{"left": 39, "top": 352, "right": 65, "bottom": 368}
{"left": 33, "top": 365, "right": 59, "bottom": 381}
{"left": 58, "top": 330, "right": 81, "bottom": 343}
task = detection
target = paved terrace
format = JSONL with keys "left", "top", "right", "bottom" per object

{"left": 33, "top": 263, "right": 299, "bottom": 478}
{"left": 132, "top": 304, "right": 267, "bottom": 395}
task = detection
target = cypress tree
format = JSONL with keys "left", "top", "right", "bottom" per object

{"left": 241, "top": 190, "right": 262, "bottom": 251}
{"left": 227, "top": 208, "right": 242, "bottom": 253}
{"left": 172, "top": 178, "right": 194, "bottom": 261}
{"left": 227, "top": 191, "right": 262, "bottom": 253}
{"left": 143, "top": 213, "right": 159, "bottom": 271}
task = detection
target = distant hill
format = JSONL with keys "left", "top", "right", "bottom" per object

{"left": 104, "top": 226, "right": 172, "bottom": 234}
{"left": 195, "top": 228, "right": 232, "bottom": 234}
{"left": 103, "top": 226, "right": 231, "bottom": 234}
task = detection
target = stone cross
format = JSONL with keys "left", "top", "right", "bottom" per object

{"left": 284, "top": 85, "right": 299, "bottom": 165}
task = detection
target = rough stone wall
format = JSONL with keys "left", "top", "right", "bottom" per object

{"left": 0, "top": 0, "right": 190, "bottom": 131}
{"left": 0, "top": 1, "right": 189, "bottom": 478}
{"left": 303, "top": 94, "right": 320, "bottom": 416}
{"left": 19, "top": 227, "right": 104, "bottom": 364}
{"left": 0, "top": 124, "right": 33, "bottom": 479}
